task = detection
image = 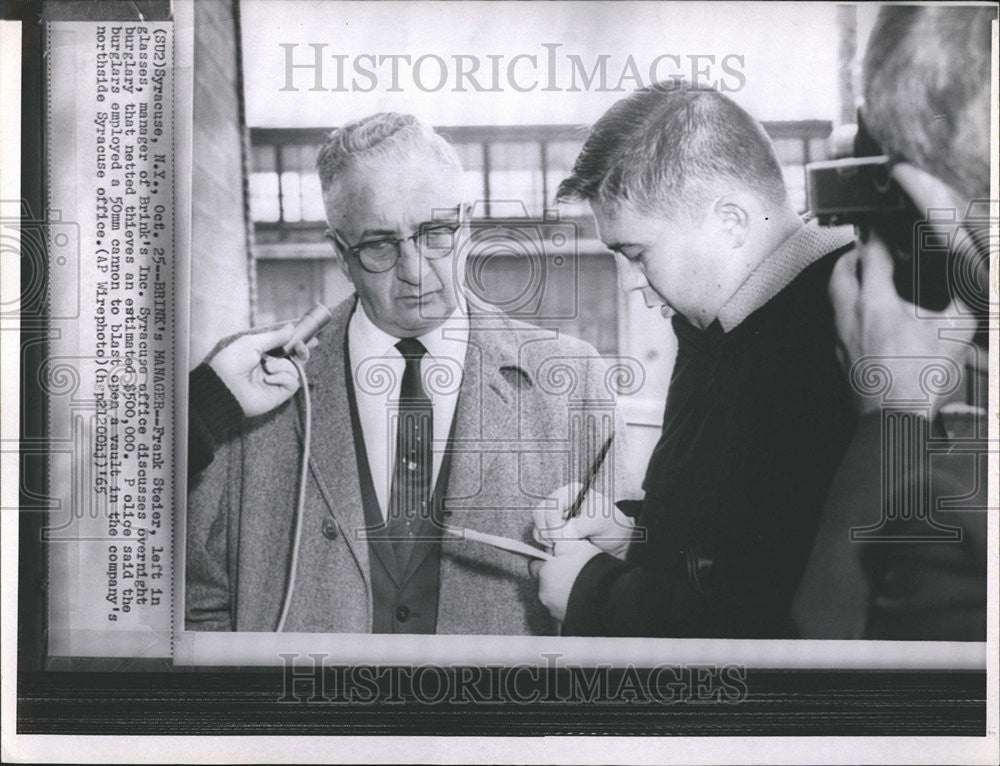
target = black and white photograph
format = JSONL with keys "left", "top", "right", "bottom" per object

{"left": 2, "top": 1, "right": 997, "bottom": 763}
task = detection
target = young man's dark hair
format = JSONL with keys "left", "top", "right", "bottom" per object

{"left": 557, "top": 81, "right": 787, "bottom": 220}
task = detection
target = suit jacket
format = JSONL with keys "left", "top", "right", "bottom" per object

{"left": 186, "top": 296, "right": 634, "bottom": 634}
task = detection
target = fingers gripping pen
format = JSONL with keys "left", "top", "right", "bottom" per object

{"left": 274, "top": 303, "right": 333, "bottom": 632}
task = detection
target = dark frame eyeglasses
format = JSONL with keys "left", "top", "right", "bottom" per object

{"left": 329, "top": 218, "right": 464, "bottom": 274}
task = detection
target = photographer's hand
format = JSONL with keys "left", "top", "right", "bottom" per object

{"left": 829, "top": 234, "right": 973, "bottom": 417}
{"left": 207, "top": 324, "right": 315, "bottom": 417}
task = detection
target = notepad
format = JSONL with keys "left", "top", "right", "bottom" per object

{"left": 441, "top": 525, "right": 554, "bottom": 561}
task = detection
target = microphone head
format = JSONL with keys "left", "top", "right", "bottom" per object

{"left": 281, "top": 302, "right": 334, "bottom": 355}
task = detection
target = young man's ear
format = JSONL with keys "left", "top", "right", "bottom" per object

{"left": 713, "top": 196, "right": 749, "bottom": 248}
{"left": 325, "top": 228, "right": 353, "bottom": 282}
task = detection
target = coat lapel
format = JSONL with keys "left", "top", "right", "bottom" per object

{"left": 296, "top": 298, "right": 372, "bottom": 588}
{"left": 443, "top": 306, "right": 520, "bottom": 510}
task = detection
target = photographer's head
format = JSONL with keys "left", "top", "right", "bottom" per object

{"left": 864, "top": 6, "right": 992, "bottom": 205}
{"left": 558, "top": 81, "right": 800, "bottom": 328}
{"left": 859, "top": 5, "right": 993, "bottom": 344}
{"left": 318, "top": 112, "right": 468, "bottom": 338}
{"left": 826, "top": 5, "right": 994, "bottom": 418}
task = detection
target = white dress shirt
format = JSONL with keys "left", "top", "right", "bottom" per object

{"left": 348, "top": 302, "right": 469, "bottom": 520}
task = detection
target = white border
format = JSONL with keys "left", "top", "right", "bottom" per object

{"left": 172, "top": 0, "right": 194, "bottom": 660}
{"left": 984, "top": 3, "right": 1000, "bottom": 746}
{"left": 3, "top": 734, "right": 999, "bottom": 765}
{"left": 174, "top": 631, "right": 986, "bottom": 669}
{"left": 0, "top": 18, "right": 22, "bottom": 765}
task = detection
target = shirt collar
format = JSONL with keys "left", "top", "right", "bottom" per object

{"left": 716, "top": 215, "right": 855, "bottom": 333}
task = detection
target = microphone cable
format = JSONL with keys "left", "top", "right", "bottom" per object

{"left": 275, "top": 354, "right": 310, "bottom": 632}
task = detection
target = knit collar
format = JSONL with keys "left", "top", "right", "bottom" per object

{"left": 716, "top": 215, "right": 855, "bottom": 333}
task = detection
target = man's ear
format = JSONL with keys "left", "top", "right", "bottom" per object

{"left": 325, "top": 228, "right": 354, "bottom": 283}
{"left": 712, "top": 196, "right": 749, "bottom": 248}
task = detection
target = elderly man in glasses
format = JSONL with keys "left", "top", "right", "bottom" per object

{"left": 186, "top": 112, "right": 635, "bottom": 634}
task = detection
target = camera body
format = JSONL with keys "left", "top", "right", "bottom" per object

{"left": 806, "top": 152, "right": 954, "bottom": 311}
{"left": 806, "top": 155, "right": 906, "bottom": 227}
{"left": 910, "top": 201, "right": 994, "bottom": 320}
{"left": 461, "top": 200, "right": 581, "bottom": 321}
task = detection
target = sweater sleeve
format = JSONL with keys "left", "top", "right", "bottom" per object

{"left": 791, "top": 409, "right": 987, "bottom": 640}
{"left": 188, "top": 363, "right": 244, "bottom": 478}
{"left": 561, "top": 498, "right": 724, "bottom": 637}
{"left": 562, "top": 552, "right": 641, "bottom": 635}
{"left": 788, "top": 412, "right": 882, "bottom": 639}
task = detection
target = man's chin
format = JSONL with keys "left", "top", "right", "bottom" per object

{"left": 398, "top": 298, "right": 455, "bottom": 330}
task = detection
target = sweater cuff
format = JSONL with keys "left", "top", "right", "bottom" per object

{"left": 562, "top": 552, "right": 630, "bottom": 636}
{"left": 615, "top": 499, "right": 643, "bottom": 520}
{"left": 190, "top": 363, "right": 244, "bottom": 445}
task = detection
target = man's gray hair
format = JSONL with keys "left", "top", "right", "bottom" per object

{"left": 316, "top": 113, "right": 462, "bottom": 204}
{"left": 863, "top": 6, "right": 994, "bottom": 201}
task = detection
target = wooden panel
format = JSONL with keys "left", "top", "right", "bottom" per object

{"left": 189, "top": 0, "right": 251, "bottom": 363}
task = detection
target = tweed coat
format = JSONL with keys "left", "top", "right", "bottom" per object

{"left": 185, "top": 296, "right": 634, "bottom": 634}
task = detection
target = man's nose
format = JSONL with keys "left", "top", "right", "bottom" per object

{"left": 395, "top": 238, "right": 426, "bottom": 284}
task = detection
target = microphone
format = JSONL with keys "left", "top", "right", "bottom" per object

{"left": 269, "top": 302, "right": 334, "bottom": 358}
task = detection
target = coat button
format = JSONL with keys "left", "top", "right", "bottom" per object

{"left": 395, "top": 605, "right": 410, "bottom": 622}
{"left": 321, "top": 518, "right": 339, "bottom": 540}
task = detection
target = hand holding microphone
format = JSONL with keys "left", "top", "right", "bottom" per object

{"left": 206, "top": 303, "right": 333, "bottom": 418}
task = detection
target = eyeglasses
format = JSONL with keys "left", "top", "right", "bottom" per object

{"left": 330, "top": 217, "right": 463, "bottom": 274}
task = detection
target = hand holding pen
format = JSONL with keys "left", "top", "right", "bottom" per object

{"left": 531, "top": 434, "right": 635, "bottom": 561}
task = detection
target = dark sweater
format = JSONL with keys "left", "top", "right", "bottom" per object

{"left": 563, "top": 248, "right": 857, "bottom": 638}
{"left": 188, "top": 363, "right": 243, "bottom": 477}
{"left": 791, "top": 408, "right": 987, "bottom": 641}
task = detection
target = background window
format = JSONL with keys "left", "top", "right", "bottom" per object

{"left": 246, "top": 122, "right": 832, "bottom": 406}
{"left": 487, "top": 141, "right": 544, "bottom": 217}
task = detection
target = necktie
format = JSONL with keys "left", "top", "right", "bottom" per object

{"left": 387, "top": 337, "right": 433, "bottom": 564}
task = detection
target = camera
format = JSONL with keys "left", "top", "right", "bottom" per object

{"left": 910, "top": 201, "right": 994, "bottom": 321}
{"left": 1, "top": 200, "right": 81, "bottom": 319}
{"left": 459, "top": 200, "right": 581, "bottom": 321}
{"left": 805, "top": 119, "right": 959, "bottom": 312}
{"left": 806, "top": 155, "right": 907, "bottom": 227}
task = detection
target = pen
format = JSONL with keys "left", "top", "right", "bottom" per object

{"left": 563, "top": 432, "right": 615, "bottom": 521}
